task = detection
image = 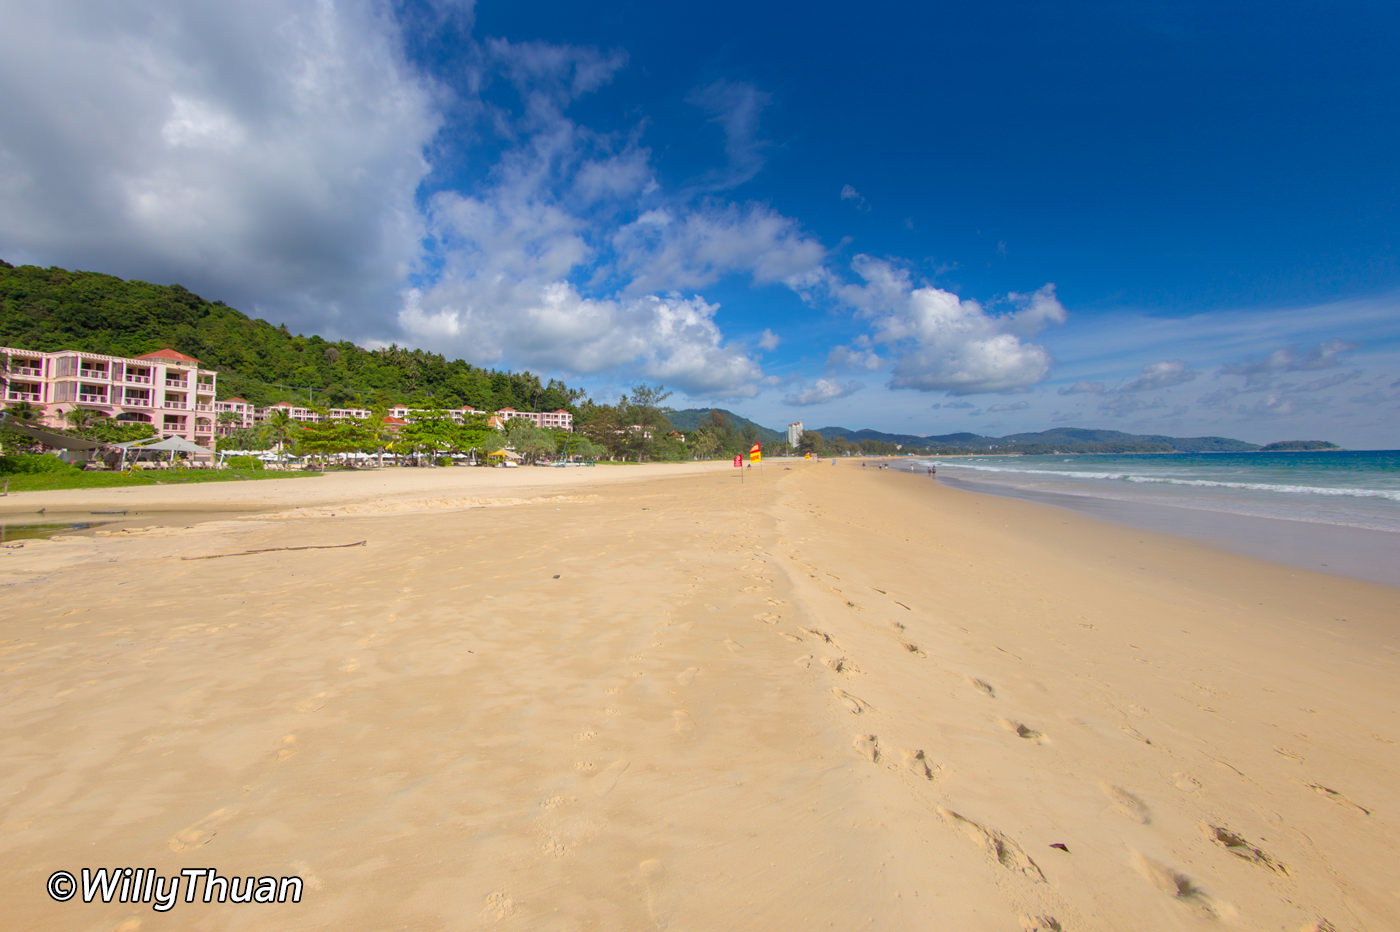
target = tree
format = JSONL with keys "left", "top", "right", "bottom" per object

{"left": 264, "top": 409, "right": 297, "bottom": 463}
{"left": 3, "top": 400, "right": 42, "bottom": 423}
{"left": 619, "top": 384, "right": 673, "bottom": 462}
{"left": 505, "top": 423, "right": 556, "bottom": 464}
{"left": 397, "top": 407, "right": 455, "bottom": 465}
{"left": 64, "top": 406, "right": 99, "bottom": 434}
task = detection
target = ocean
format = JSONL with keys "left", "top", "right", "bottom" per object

{"left": 912, "top": 450, "right": 1400, "bottom": 588}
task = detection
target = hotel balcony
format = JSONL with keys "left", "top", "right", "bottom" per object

{"left": 10, "top": 365, "right": 44, "bottom": 377}
{"left": 122, "top": 397, "right": 154, "bottom": 408}
{"left": 77, "top": 394, "right": 110, "bottom": 405}
{"left": 78, "top": 368, "right": 110, "bottom": 380}
{"left": 123, "top": 373, "right": 153, "bottom": 385}
{"left": 5, "top": 388, "right": 43, "bottom": 402}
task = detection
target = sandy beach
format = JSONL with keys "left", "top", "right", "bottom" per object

{"left": 2, "top": 461, "right": 1397, "bottom": 931}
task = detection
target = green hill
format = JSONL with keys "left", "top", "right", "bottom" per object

{"left": 0, "top": 261, "right": 582, "bottom": 412}
{"left": 666, "top": 408, "right": 786, "bottom": 443}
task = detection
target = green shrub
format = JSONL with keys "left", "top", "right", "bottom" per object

{"left": 0, "top": 453, "right": 82, "bottom": 475}
{"left": 226, "top": 455, "right": 265, "bottom": 471}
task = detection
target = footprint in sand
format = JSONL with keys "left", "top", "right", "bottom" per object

{"left": 277, "top": 734, "right": 298, "bottom": 762}
{"left": 823, "top": 656, "right": 860, "bottom": 675}
{"left": 482, "top": 890, "right": 516, "bottom": 921}
{"left": 1200, "top": 823, "right": 1288, "bottom": 874}
{"left": 1305, "top": 783, "right": 1371, "bottom": 815}
{"left": 675, "top": 667, "right": 699, "bottom": 686}
{"left": 1130, "top": 850, "right": 1228, "bottom": 919}
{"left": 1019, "top": 917, "right": 1063, "bottom": 932}
{"left": 969, "top": 678, "right": 995, "bottom": 697}
{"left": 169, "top": 808, "right": 234, "bottom": 852}
{"left": 902, "top": 642, "right": 927, "bottom": 657}
{"left": 723, "top": 638, "right": 743, "bottom": 652}
{"left": 592, "top": 760, "right": 630, "bottom": 796}
{"left": 1000, "top": 718, "right": 1047, "bottom": 743}
{"left": 833, "top": 687, "right": 873, "bottom": 714}
{"left": 339, "top": 657, "right": 360, "bottom": 673}
{"left": 672, "top": 710, "right": 694, "bottom": 736}
{"left": 779, "top": 632, "right": 803, "bottom": 643}
{"left": 937, "top": 807, "right": 1045, "bottom": 882}
{"left": 755, "top": 612, "right": 781, "bottom": 625}
{"left": 900, "top": 748, "right": 937, "bottom": 781}
{"left": 1172, "top": 772, "right": 1202, "bottom": 792}
{"left": 1121, "top": 724, "right": 1153, "bottom": 745}
{"left": 1102, "top": 784, "right": 1151, "bottom": 824}
{"left": 853, "top": 734, "right": 880, "bottom": 762}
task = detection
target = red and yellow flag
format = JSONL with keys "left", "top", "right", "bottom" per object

{"left": 749, "top": 442, "right": 762, "bottom": 464}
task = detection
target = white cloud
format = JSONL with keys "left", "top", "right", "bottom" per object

{"left": 757, "top": 328, "right": 781, "bottom": 351}
{"left": 837, "top": 256, "right": 1065, "bottom": 394}
{"left": 1121, "top": 360, "right": 1196, "bottom": 392}
{"left": 1220, "top": 339, "right": 1357, "bottom": 389}
{"left": 0, "top": 0, "right": 439, "bottom": 334}
{"left": 1058, "top": 380, "right": 1105, "bottom": 395}
{"left": 686, "top": 80, "right": 772, "bottom": 191}
{"left": 612, "top": 202, "right": 826, "bottom": 295}
{"left": 783, "top": 378, "right": 862, "bottom": 406}
{"left": 840, "top": 184, "right": 870, "bottom": 211}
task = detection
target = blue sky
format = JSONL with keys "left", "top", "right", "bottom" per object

{"left": 1, "top": 1, "right": 1397, "bottom": 446}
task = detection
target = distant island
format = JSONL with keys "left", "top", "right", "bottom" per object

{"left": 1258, "top": 441, "right": 1342, "bottom": 452}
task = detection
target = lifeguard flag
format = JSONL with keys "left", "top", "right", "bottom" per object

{"left": 749, "top": 442, "right": 762, "bottom": 463}
{"left": 805, "top": 452, "right": 811, "bottom": 460}
{"left": 733, "top": 454, "right": 742, "bottom": 467}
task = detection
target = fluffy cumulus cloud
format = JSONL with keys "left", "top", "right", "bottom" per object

{"left": 611, "top": 202, "right": 826, "bottom": 296}
{"left": 0, "top": 0, "right": 439, "bottom": 332}
{"left": 835, "top": 256, "right": 1066, "bottom": 393}
{"left": 783, "top": 378, "right": 862, "bottom": 406}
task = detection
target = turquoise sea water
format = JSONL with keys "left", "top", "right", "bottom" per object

{"left": 914, "top": 450, "right": 1400, "bottom": 586}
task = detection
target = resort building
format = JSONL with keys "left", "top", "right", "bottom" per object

{"left": 788, "top": 422, "right": 804, "bottom": 447}
{"left": 2, "top": 345, "right": 218, "bottom": 448}
{"left": 3, "top": 343, "right": 575, "bottom": 444}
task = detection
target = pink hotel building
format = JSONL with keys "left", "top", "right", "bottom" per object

{"left": 3, "top": 345, "right": 573, "bottom": 444}
{"left": 2, "top": 345, "right": 218, "bottom": 448}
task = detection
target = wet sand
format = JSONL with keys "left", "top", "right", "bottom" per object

{"left": 1, "top": 461, "right": 1397, "bottom": 930}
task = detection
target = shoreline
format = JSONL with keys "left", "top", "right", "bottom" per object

{"left": 3, "top": 460, "right": 1397, "bottom": 929}
{"left": 933, "top": 471, "right": 1400, "bottom": 589}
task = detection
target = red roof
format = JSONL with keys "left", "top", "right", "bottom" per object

{"left": 382, "top": 416, "right": 407, "bottom": 425}
{"left": 270, "top": 401, "right": 295, "bottom": 407}
{"left": 137, "top": 348, "right": 201, "bottom": 363}
{"left": 224, "top": 397, "right": 247, "bottom": 403}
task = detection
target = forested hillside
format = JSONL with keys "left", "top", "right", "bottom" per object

{"left": 0, "top": 261, "right": 581, "bottom": 412}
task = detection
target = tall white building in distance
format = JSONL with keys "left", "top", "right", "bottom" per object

{"left": 787, "top": 421, "right": 803, "bottom": 448}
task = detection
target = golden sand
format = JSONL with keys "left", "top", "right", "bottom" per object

{"left": 2, "top": 461, "right": 1397, "bottom": 930}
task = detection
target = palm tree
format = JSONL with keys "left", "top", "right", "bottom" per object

{"left": 264, "top": 409, "right": 297, "bottom": 464}
{"left": 65, "top": 406, "right": 98, "bottom": 435}
{"left": 4, "top": 400, "right": 42, "bottom": 423}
